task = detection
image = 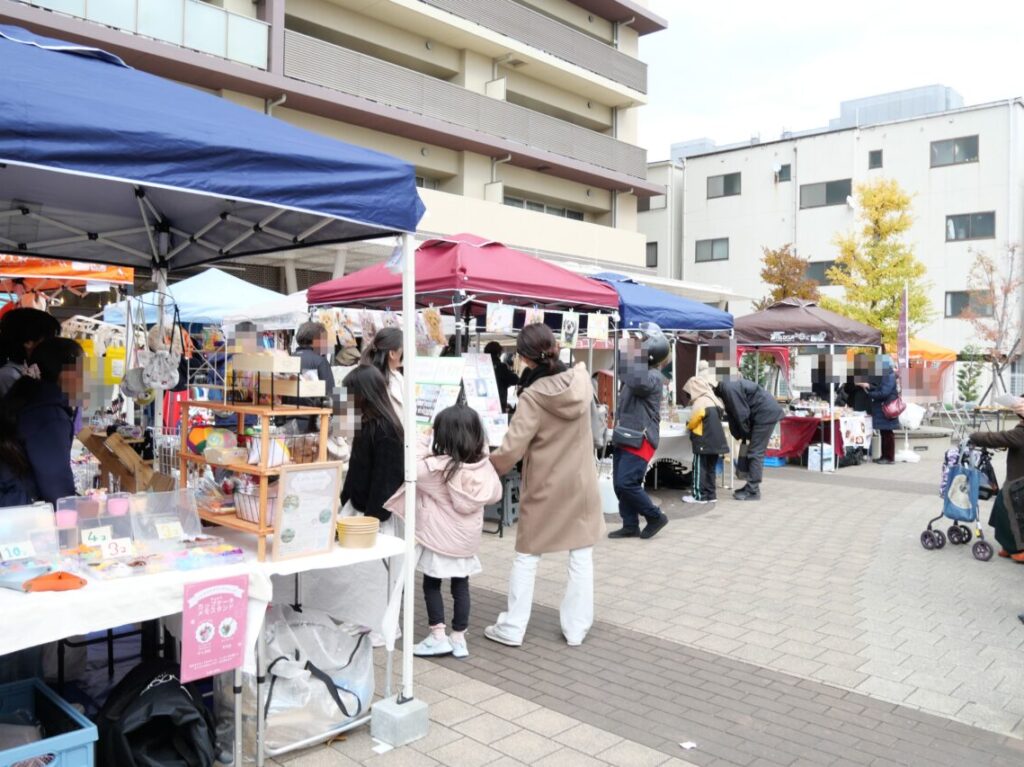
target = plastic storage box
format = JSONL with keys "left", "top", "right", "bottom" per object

{"left": 0, "top": 678, "right": 97, "bottom": 767}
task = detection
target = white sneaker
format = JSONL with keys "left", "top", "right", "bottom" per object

{"left": 682, "top": 495, "right": 710, "bottom": 504}
{"left": 450, "top": 636, "right": 469, "bottom": 658}
{"left": 484, "top": 625, "right": 523, "bottom": 647}
{"left": 413, "top": 634, "right": 453, "bottom": 656}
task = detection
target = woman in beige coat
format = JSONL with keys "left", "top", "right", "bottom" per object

{"left": 485, "top": 323, "right": 604, "bottom": 647}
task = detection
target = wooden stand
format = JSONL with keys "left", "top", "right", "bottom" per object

{"left": 179, "top": 401, "right": 332, "bottom": 561}
{"left": 77, "top": 426, "right": 175, "bottom": 492}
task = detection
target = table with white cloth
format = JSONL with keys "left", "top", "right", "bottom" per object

{"left": 0, "top": 531, "right": 404, "bottom": 765}
{"left": 647, "top": 423, "right": 694, "bottom": 489}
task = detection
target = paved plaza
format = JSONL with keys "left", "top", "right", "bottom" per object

{"left": 271, "top": 450, "right": 1024, "bottom": 767}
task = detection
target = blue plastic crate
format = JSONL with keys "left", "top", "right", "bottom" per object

{"left": 0, "top": 679, "right": 96, "bottom": 767}
{"left": 764, "top": 456, "right": 787, "bottom": 467}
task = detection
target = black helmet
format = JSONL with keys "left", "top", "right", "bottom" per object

{"left": 638, "top": 322, "right": 670, "bottom": 367}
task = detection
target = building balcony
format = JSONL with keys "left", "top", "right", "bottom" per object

{"left": 417, "top": 0, "right": 646, "bottom": 93}
{"left": 21, "top": 0, "right": 268, "bottom": 69}
{"left": 283, "top": 29, "right": 648, "bottom": 182}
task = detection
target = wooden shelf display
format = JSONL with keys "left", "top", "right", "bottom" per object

{"left": 179, "top": 400, "right": 334, "bottom": 561}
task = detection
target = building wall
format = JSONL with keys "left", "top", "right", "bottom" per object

{"left": 6, "top": 0, "right": 663, "bottom": 271}
{"left": 670, "top": 101, "right": 1024, "bottom": 352}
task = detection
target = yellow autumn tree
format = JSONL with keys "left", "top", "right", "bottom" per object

{"left": 820, "top": 179, "right": 933, "bottom": 347}
{"left": 752, "top": 244, "right": 820, "bottom": 311}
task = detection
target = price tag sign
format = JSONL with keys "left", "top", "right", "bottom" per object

{"left": 156, "top": 521, "right": 184, "bottom": 541}
{"left": 0, "top": 540, "right": 36, "bottom": 562}
{"left": 102, "top": 537, "right": 133, "bottom": 560}
{"left": 81, "top": 526, "right": 113, "bottom": 546}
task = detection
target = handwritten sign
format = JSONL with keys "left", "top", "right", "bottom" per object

{"left": 272, "top": 462, "right": 343, "bottom": 561}
{"left": 0, "top": 540, "right": 36, "bottom": 562}
{"left": 81, "top": 526, "right": 112, "bottom": 546}
{"left": 156, "top": 521, "right": 184, "bottom": 541}
{"left": 103, "top": 537, "right": 133, "bottom": 559}
{"left": 181, "top": 575, "right": 249, "bottom": 683}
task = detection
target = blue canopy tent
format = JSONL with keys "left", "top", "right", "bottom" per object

{"left": 0, "top": 26, "right": 427, "bottom": 737}
{"left": 0, "top": 26, "right": 423, "bottom": 270}
{"left": 103, "top": 268, "right": 287, "bottom": 325}
{"left": 590, "top": 272, "right": 733, "bottom": 331}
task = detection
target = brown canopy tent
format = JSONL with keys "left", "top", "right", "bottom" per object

{"left": 734, "top": 298, "right": 881, "bottom": 347}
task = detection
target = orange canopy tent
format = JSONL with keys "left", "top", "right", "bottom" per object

{"left": 0, "top": 255, "right": 133, "bottom": 292}
{"left": 908, "top": 337, "right": 957, "bottom": 362}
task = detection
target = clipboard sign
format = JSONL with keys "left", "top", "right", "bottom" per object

{"left": 271, "top": 461, "right": 344, "bottom": 561}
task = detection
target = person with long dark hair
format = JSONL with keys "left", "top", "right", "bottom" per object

{"left": 361, "top": 328, "right": 403, "bottom": 420}
{"left": 0, "top": 308, "right": 61, "bottom": 398}
{"left": 385, "top": 405, "right": 501, "bottom": 658}
{"left": 485, "top": 323, "right": 603, "bottom": 647}
{"left": 3, "top": 337, "right": 84, "bottom": 506}
{"left": 339, "top": 364, "right": 404, "bottom": 521}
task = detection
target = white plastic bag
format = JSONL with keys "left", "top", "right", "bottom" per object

{"left": 899, "top": 402, "right": 926, "bottom": 430}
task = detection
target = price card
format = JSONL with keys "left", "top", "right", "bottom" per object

{"left": 156, "top": 521, "right": 184, "bottom": 540}
{"left": 102, "top": 537, "right": 133, "bottom": 559}
{"left": 0, "top": 540, "right": 36, "bottom": 562}
{"left": 81, "top": 526, "right": 113, "bottom": 546}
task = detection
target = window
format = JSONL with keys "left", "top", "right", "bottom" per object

{"left": 868, "top": 150, "right": 883, "bottom": 169}
{"left": 776, "top": 164, "right": 791, "bottom": 182}
{"left": 646, "top": 242, "right": 658, "bottom": 268}
{"left": 945, "top": 212, "right": 995, "bottom": 241}
{"left": 707, "top": 172, "right": 741, "bottom": 199}
{"left": 415, "top": 175, "right": 439, "bottom": 190}
{"left": 637, "top": 195, "right": 666, "bottom": 213}
{"left": 805, "top": 260, "right": 837, "bottom": 285}
{"left": 931, "top": 135, "right": 979, "bottom": 167}
{"left": 503, "top": 195, "right": 583, "bottom": 220}
{"left": 695, "top": 238, "right": 729, "bottom": 262}
{"left": 945, "top": 291, "right": 992, "bottom": 318}
{"left": 799, "top": 178, "right": 852, "bottom": 209}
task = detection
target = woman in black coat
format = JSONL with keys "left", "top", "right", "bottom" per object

{"left": 340, "top": 364, "right": 404, "bottom": 521}
{"left": 2, "top": 337, "right": 84, "bottom": 506}
{"left": 863, "top": 357, "right": 899, "bottom": 464}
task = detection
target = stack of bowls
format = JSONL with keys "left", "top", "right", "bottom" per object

{"left": 336, "top": 516, "right": 379, "bottom": 548}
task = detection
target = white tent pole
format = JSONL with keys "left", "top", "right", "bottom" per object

{"left": 400, "top": 232, "right": 417, "bottom": 701}
{"left": 154, "top": 267, "right": 168, "bottom": 431}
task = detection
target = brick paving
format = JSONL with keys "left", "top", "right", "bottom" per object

{"left": 268, "top": 450, "right": 1024, "bottom": 766}
{"left": 426, "top": 588, "right": 1024, "bottom": 767}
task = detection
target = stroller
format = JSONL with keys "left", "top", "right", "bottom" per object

{"left": 923, "top": 440, "right": 996, "bottom": 560}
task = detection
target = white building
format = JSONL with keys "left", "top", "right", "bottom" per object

{"left": 640, "top": 89, "right": 1024, "bottom": 359}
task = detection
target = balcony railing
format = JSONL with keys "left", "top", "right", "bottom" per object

{"left": 283, "top": 30, "right": 647, "bottom": 181}
{"left": 418, "top": 0, "right": 646, "bottom": 94}
{"left": 23, "top": 0, "right": 269, "bottom": 69}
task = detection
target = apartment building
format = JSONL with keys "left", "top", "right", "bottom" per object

{"left": 640, "top": 89, "right": 1024, "bottom": 357}
{"left": 2, "top": 0, "right": 666, "bottom": 290}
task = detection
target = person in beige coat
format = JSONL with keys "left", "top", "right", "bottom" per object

{"left": 485, "top": 323, "right": 604, "bottom": 647}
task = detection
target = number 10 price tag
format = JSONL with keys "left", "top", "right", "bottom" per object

{"left": 0, "top": 540, "right": 36, "bottom": 562}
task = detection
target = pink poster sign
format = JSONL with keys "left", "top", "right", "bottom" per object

{"left": 180, "top": 574, "right": 249, "bottom": 684}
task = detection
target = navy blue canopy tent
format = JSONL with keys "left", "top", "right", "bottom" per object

{"left": 590, "top": 272, "right": 733, "bottom": 332}
{"left": 0, "top": 26, "right": 424, "bottom": 270}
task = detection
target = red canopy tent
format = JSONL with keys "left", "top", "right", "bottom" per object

{"left": 306, "top": 233, "right": 619, "bottom": 310}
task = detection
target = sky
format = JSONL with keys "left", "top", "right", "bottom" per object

{"left": 638, "top": 1, "right": 1024, "bottom": 160}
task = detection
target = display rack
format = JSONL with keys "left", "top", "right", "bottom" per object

{"left": 179, "top": 401, "right": 331, "bottom": 561}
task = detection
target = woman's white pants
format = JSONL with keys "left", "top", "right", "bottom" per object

{"left": 492, "top": 546, "right": 594, "bottom": 644}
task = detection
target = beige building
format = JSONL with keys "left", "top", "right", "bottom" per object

{"left": 3, "top": 0, "right": 667, "bottom": 290}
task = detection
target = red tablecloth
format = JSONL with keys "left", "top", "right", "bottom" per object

{"left": 766, "top": 416, "right": 846, "bottom": 458}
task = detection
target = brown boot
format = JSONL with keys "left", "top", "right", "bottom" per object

{"left": 999, "top": 549, "right": 1011, "bottom": 558}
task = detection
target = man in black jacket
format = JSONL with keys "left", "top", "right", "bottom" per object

{"left": 282, "top": 321, "right": 335, "bottom": 433}
{"left": 608, "top": 325, "right": 671, "bottom": 539}
{"left": 716, "top": 378, "right": 784, "bottom": 501}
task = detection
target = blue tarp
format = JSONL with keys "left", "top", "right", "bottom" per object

{"left": 591, "top": 272, "right": 733, "bottom": 331}
{"left": 103, "top": 268, "right": 286, "bottom": 325}
{"left": 0, "top": 26, "right": 424, "bottom": 270}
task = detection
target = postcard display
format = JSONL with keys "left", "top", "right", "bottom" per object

{"left": 413, "top": 356, "right": 508, "bottom": 445}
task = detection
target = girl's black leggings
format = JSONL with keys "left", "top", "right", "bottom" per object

{"left": 422, "top": 575, "right": 470, "bottom": 632}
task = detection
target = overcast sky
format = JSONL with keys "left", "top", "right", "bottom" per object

{"left": 638, "top": 1, "right": 1024, "bottom": 160}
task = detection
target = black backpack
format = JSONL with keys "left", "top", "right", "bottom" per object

{"left": 96, "top": 659, "right": 216, "bottom": 767}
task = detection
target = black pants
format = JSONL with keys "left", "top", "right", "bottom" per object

{"left": 880, "top": 429, "right": 895, "bottom": 461}
{"left": 423, "top": 575, "right": 470, "bottom": 632}
{"left": 745, "top": 417, "right": 780, "bottom": 489}
{"left": 692, "top": 453, "right": 718, "bottom": 501}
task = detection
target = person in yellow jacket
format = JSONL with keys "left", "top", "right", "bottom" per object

{"left": 680, "top": 374, "right": 730, "bottom": 504}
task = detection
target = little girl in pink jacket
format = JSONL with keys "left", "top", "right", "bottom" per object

{"left": 386, "top": 404, "right": 502, "bottom": 658}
